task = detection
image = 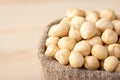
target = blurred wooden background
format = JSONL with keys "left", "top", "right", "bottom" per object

{"left": 0, "top": 0, "right": 120, "bottom": 80}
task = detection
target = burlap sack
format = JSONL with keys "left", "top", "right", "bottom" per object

{"left": 38, "top": 19, "right": 120, "bottom": 80}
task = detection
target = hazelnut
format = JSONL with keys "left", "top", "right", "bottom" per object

{"left": 104, "top": 56, "right": 119, "bottom": 72}
{"left": 46, "top": 37, "right": 59, "bottom": 46}
{"left": 48, "top": 23, "right": 70, "bottom": 37}
{"left": 84, "top": 56, "right": 100, "bottom": 70}
{"left": 55, "top": 49, "right": 70, "bottom": 65}
{"left": 69, "top": 27, "right": 82, "bottom": 42}
{"left": 112, "top": 20, "right": 120, "bottom": 35}
{"left": 80, "top": 22, "right": 96, "bottom": 39}
{"left": 66, "top": 8, "right": 85, "bottom": 18}
{"left": 88, "top": 36, "right": 103, "bottom": 46}
{"left": 71, "top": 16, "right": 85, "bottom": 29}
{"left": 100, "top": 9, "right": 116, "bottom": 21}
{"left": 96, "top": 18, "right": 113, "bottom": 32}
{"left": 69, "top": 51, "right": 84, "bottom": 68}
{"left": 108, "top": 43, "right": 120, "bottom": 58}
{"left": 101, "top": 29, "right": 118, "bottom": 44}
{"left": 86, "top": 10, "right": 100, "bottom": 23}
{"left": 91, "top": 45, "right": 108, "bottom": 60}
{"left": 45, "top": 45, "right": 59, "bottom": 58}
{"left": 73, "top": 40, "right": 91, "bottom": 56}
{"left": 60, "top": 17, "right": 71, "bottom": 25}
{"left": 58, "top": 37, "right": 76, "bottom": 50}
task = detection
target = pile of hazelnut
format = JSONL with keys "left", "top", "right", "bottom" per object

{"left": 45, "top": 8, "right": 120, "bottom": 72}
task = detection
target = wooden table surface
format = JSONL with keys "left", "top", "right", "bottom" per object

{"left": 0, "top": 0, "right": 120, "bottom": 80}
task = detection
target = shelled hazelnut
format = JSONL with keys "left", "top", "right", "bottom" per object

{"left": 84, "top": 56, "right": 100, "bottom": 70}
{"left": 101, "top": 29, "right": 118, "bottom": 44}
{"left": 104, "top": 56, "right": 119, "bottom": 72}
{"left": 58, "top": 37, "right": 76, "bottom": 50}
{"left": 69, "top": 51, "right": 84, "bottom": 68}
{"left": 55, "top": 49, "right": 70, "bottom": 65}
{"left": 73, "top": 40, "right": 91, "bottom": 56}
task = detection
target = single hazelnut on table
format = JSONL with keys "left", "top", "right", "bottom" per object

{"left": 70, "top": 16, "right": 85, "bottom": 29}
{"left": 73, "top": 40, "right": 91, "bottom": 56}
{"left": 100, "top": 9, "right": 116, "bottom": 21}
{"left": 96, "top": 18, "right": 113, "bottom": 32}
{"left": 66, "top": 8, "right": 85, "bottom": 19}
{"left": 101, "top": 29, "right": 118, "bottom": 44}
{"left": 55, "top": 49, "right": 70, "bottom": 65}
{"left": 104, "top": 56, "right": 119, "bottom": 72}
{"left": 84, "top": 56, "right": 100, "bottom": 70}
{"left": 108, "top": 43, "right": 120, "bottom": 59}
{"left": 91, "top": 44, "right": 108, "bottom": 60}
{"left": 69, "top": 27, "right": 82, "bottom": 42}
{"left": 80, "top": 22, "right": 96, "bottom": 39}
{"left": 69, "top": 51, "right": 84, "bottom": 68}
{"left": 45, "top": 45, "right": 59, "bottom": 58}
{"left": 112, "top": 20, "right": 120, "bottom": 35}
{"left": 46, "top": 36, "right": 59, "bottom": 46}
{"left": 88, "top": 36, "right": 103, "bottom": 46}
{"left": 48, "top": 23, "right": 70, "bottom": 37}
{"left": 58, "top": 37, "right": 76, "bottom": 51}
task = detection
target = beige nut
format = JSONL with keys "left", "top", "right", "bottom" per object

{"left": 84, "top": 56, "right": 100, "bottom": 70}
{"left": 112, "top": 20, "right": 120, "bottom": 35}
{"left": 66, "top": 8, "right": 85, "bottom": 19}
{"left": 88, "top": 36, "right": 103, "bottom": 46}
{"left": 108, "top": 43, "right": 120, "bottom": 58}
{"left": 96, "top": 18, "right": 113, "bottom": 32}
{"left": 86, "top": 14, "right": 99, "bottom": 23}
{"left": 45, "top": 45, "right": 59, "bottom": 58}
{"left": 101, "top": 29, "right": 118, "bottom": 44}
{"left": 48, "top": 23, "right": 70, "bottom": 37}
{"left": 71, "top": 16, "right": 85, "bottom": 29}
{"left": 69, "top": 27, "right": 82, "bottom": 42}
{"left": 46, "top": 37, "right": 59, "bottom": 46}
{"left": 86, "top": 10, "right": 100, "bottom": 23}
{"left": 60, "top": 17, "right": 71, "bottom": 25}
{"left": 104, "top": 56, "right": 119, "bottom": 72}
{"left": 73, "top": 40, "right": 91, "bottom": 56}
{"left": 91, "top": 44, "right": 108, "bottom": 60}
{"left": 58, "top": 37, "right": 76, "bottom": 50}
{"left": 80, "top": 22, "right": 96, "bottom": 39}
{"left": 100, "top": 9, "right": 116, "bottom": 21}
{"left": 69, "top": 51, "right": 84, "bottom": 68}
{"left": 115, "top": 61, "right": 120, "bottom": 72}
{"left": 55, "top": 49, "right": 70, "bottom": 65}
